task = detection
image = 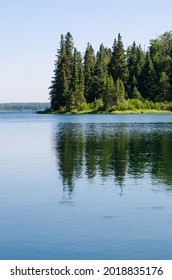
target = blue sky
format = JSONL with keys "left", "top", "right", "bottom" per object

{"left": 1, "top": 0, "right": 172, "bottom": 102}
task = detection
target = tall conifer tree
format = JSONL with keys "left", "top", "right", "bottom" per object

{"left": 90, "top": 44, "right": 111, "bottom": 102}
{"left": 158, "top": 72, "right": 171, "bottom": 101}
{"left": 104, "top": 75, "right": 116, "bottom": 108}
{"left": 49, "top": 34, "right": 67, "bottom": 110}
{"left": 69, "top": 48, "right": 85, "bottom": 111}
{"left": 140, "top": 52, "right": 157, "bottom": 100}
{"left": 84, "top": 43, "right": 96, "bottom": 102}
{"left": 115, "top": 78, "right": 125, "bottom": 104}
{"left": 109, "top": 34, "right": 128, "bottom": 85}
{"left": 49, "top": 32, "right": 74, "bottom": 111}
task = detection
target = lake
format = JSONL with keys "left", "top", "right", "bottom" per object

{"left": 0, "top": 112, "right": 172, "bottom": 260}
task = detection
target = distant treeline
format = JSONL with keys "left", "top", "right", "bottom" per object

{"left": 49, "top": 31, "right": 172, "bottom": 113}
{"left": 0, "top": 103, "right": 50, "bottom": 112}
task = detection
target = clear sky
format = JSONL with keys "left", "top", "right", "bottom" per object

{"left": 1, "top": 0, "right": 172, "bottom": 103}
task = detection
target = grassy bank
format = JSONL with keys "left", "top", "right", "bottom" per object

{"left": 38, "top": 108, "right": 172, "bottom": 115}
{"left": 44, "top": 99, "right": 172, "bottom": 114}
{"left": 38, "top": 99, "right": 172, "bottom": 114}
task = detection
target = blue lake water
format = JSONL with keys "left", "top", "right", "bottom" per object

{"left": 0, "top": 112, "right": 172, "bottom": 259}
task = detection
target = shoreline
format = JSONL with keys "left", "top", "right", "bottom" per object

{"left": 37, "top": 109, "right": 172, "bottom": 115}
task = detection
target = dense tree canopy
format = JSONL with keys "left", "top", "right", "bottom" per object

{"left": 49, "top": 31, "right": 172, "bottom": 112}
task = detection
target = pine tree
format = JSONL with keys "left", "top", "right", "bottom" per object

{"left": 136, "top": 45, "right": 146, "bottom": 95}
{"left": 109, "top": 33, "right": 128, "bottom": 85}
{"left": 127, "top": 42, "right": 145, "bottom": 98}
{"left": 90, "top": 44, "right": 111, "bottom": 102}
{"left": 84, "top": 43, "right": 96, "bottom": 102}
{"left": 115, "top": 78, "right": 125, "bottom": 104}
{"left": 104, "top": 75, "right": 116, "bottom": 109}
{"left": 68, "top": 48, "right": 85, "bottom": 111}
{"left": 140, "top": 52, "right": 158, "bottom": 100}
{"left": 64, "top": 32, "right": 74, "bottom": 105}
{"left": 49, "top": 34, "right": 68, "bottom": 110}
{"left": 49, "top": 32, "right": 74, "bottom": 111}
{"left": 158, "top": 72, "right": 171, "bottom": 101}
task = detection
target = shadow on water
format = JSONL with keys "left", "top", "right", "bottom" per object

{"left": 54, "top": 123, "right": 172, "bottom": 192}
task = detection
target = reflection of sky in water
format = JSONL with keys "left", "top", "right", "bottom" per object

{"left": 0, "top": 113, "right": 172, "bottom": 260}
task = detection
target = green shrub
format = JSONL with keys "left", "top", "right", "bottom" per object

{"left": 89, "top": 102, "right": 95, "bottom": 110}
{"left": 116, "top": 103, "right": 128, "bottom": 111}
{"left": 108, "top": 105, "right": 117, "bottom": 112}
{"left": 160, "top": 102, "right": 166, "bottom": 110}
{"left": 128, "top": 102, "right": 135, "bottom": 110}
{"left": 79, "top": 102, "right": 90, "bottom": 111}
{"left": 128, "top": 99, "right": 146, "bottom": 110}
{"left": 59, "top": 106, "right": 67, "bottom": 113}
{"left": 144, "top": 100, "right": 151, "bottom": 109}
{"left": 166, "top": 102, "right": 172, "bottom": 111}
{"left": 94, "top": 98, "right": 104, "bottom": 110}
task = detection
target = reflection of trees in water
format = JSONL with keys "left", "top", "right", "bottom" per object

{"left": 55, "top": 123, "right": 172, "bottom": 192}
{"left": 55, "top": 124, "right": 85, "bottom": 192}
{"left": 150, "top": 131, "right": 172, "bottom": 186}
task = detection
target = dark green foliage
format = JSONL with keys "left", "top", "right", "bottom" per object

{"left": 150, "top": 32, "right": 172, "bottom": 100}
{"left": 127, "top": 42, "right": 145, "bottom": 98}
{"left": 150, "top": 32, "right": 172, "bottom": 74}
{"left": 68, "top": 48, "right": 85, "bottom": 111}
{"left": 84, "top": 43, "right": 96, "bottom": 102}
{"left": 109, "top": 33, "right": 128, "bottom": 85}
{"left": 158, "top": 72, "right": 171, "bottom": 101}
{"left": 49, "top": 33, "right": 74, "bottom": 111}
{"left": 140, "top": 52, "right": 158, "bottom": 100}
{"left": 104, "top": 75, "right": 116, "bottom": 109}
{"left": 49, "top": 31, "right": 172, "bottom": 112}
{"left": 90, "top": 44, "right": 111, "bottom": 102}
{"left": 132, "top": 86, "right": 142, "bottom": 100}
{"left": 64, "top": 32, "right": 74, "bottom": 97}
{"left": 115, "top": 78, "right": 126, "bottom": 104}
{"left": 49, "top": 34, "right": 65, "bottom": 110}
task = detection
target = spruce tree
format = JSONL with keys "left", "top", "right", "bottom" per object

{"left": 140, "top": 52, "right": 157, "bottom": 100}
{"left": 158, "top": 72, "right": 171, "bottom": 101}
{"left": 84, "top": 43, "right": 96, "bottom": 102}
{"left": 64, "top": 32, "right": 74, "bottom": 105}
{"left": 90, "top": 44, "right": 111, "bottom": 102}
{"left": 136, "top": 45, "right": 146, "bottom": 95}
{"left": 115, "top": 78, "right": 125, "bottom": 104}
{"left": 49, "top": 34, "right": 68, "bottom": 110}
{"left": 104, "top": 75, "right": 116, "bottom": 109}
{"left": 49, "top": 32, "right": 75, "bottom": 111}
{"left": 68, "top": 48, "right": 85, "bottom": 111}
{"left": 109, "top": 33, "right": 128, "bottom": 85}
{"left": 127, "top": 42, "right": 145, "bottom": 98}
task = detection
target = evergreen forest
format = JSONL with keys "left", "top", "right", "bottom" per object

{"left": 49, "top": 32, "right": 172, "bottom": 113}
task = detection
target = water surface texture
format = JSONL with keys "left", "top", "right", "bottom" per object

{"left": 0, "top": 113, "right": 172, "bottom": 259}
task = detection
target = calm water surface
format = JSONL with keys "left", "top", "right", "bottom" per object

{"left": 0, "top": 112, "right": 172, "bottom": 259}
